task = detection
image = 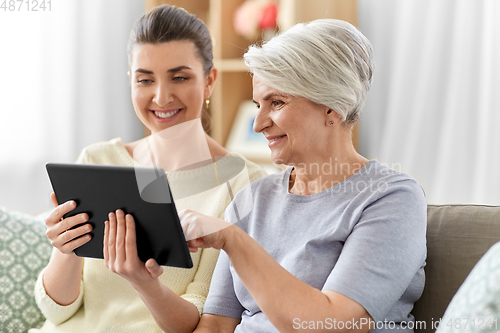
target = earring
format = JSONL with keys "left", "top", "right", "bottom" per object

{"left": 205, "top": 99, "right": 210, "bottom": 108}
{"left": 329, "top": 121, "right": 333, "bottom": 125}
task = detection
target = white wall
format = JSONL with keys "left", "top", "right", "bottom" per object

{"left": 0, "top": 1, "right": 145, "bottom": 215}
{"left": 358, "top": 0, "right": 500, "bottom": 205}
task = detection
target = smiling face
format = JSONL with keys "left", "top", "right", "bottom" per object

{"left": 130, "top": 41, "right": 216, "bottom": 134}
{"left": 252, "top": 76, "right": 332, "bottom": 165}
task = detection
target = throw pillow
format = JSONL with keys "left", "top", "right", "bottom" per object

{"left": 436, "top": 241, "right": 500, "bottom": 332}
{"left": 0, "top": 207, "right": 52, "bottom": 333}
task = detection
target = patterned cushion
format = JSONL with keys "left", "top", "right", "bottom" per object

{"left": 0, "top": 207, "right": 52, "bottom": 333}
{"left": 436, "top": 242, "right": 500, "bottom": 333}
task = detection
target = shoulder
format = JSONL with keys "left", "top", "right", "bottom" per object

{"left": 225, "top": 168, "right": 287, "bottom": 224}
{"left": 223, "top": 152, "right": 268, "bottom": 183}
{"left": 76, "top": 137, "right": 133, "bottom": 165}
{"left": 232, "top": 166, "right": 288, "bottom": 201}
{"left": 344, "top": 161, "right": 427, "bottom": 222}
{"left": 361, "top": 161, "right": 427, "bottom": 222}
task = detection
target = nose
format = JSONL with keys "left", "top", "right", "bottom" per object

{"left": 253, "top": 106, "right": 272, "bottom": 134}
{"left": 152, "top": 82, "right": 173, "bottom": 107}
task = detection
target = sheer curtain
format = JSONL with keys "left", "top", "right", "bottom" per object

{"left": 358, "top": 0, "right": 500, "bottom": 205}
{"left": 0, "top": 1, "right": 145, "bottom": 214}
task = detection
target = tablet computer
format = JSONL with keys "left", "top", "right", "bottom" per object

{"left": 46, "top": 163, "right": 193, "bottom": 268}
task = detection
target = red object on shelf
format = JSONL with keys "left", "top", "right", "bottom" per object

{"left": 259, "top": 3, "right": 278, "bottom": 30}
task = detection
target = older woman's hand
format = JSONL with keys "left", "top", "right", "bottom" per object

{"left": 179, "top": 209, "right": 234, "bottom": 252}
{"left": 44, "top": 192, "right": 92, "bottom": 255}
{"left": 104, "top": 210, "right": 163, "bottom": 288}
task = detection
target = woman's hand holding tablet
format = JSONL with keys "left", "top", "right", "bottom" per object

{"left": 44, "top": 192, "right": 93, "bottom": 255}
{"left": 104, "top": 209, "right": 164, "bottom": 288}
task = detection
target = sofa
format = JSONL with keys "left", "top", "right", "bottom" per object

{"left": 412, "top": 205, "right": 500, "bottom": 333}
{"left": 1, "top": 204, "right": 499, "bottom": 332}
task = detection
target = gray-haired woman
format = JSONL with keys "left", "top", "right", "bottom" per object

{"left": 180, "top": 19, "right": 427, "bottom": 333}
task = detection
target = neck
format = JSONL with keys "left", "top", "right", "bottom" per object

{"left": 289, "top": 132, "right": 368, "bottom": 195}
{"left": 135, "top": 119, "right": 214, "bottom": 172}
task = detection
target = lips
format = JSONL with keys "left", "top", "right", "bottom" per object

{"left": 266, "top": 134, "right": 286, "bottom": 148}
{"left": 151, "top": 108, "right": 182, "bottom": 118}
{"left": 149, "top": 108, "right": 184, "bottom": 122}
{"left": 266, "top": 134, "right": 286, "bottom": 141}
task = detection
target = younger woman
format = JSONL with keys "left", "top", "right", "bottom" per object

{"left": 31, "top": 5, "right": 266, "bottom": 333}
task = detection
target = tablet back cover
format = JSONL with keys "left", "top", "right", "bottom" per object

{"left": 46, "top": 163, "right": 193, "bottom": 268}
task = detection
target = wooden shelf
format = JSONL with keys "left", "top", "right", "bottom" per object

{"left": 144, "top": 0, "right": 359, "bottom": 153}
{"left": 214, "top": 59, "right": 248, "bottom": 72}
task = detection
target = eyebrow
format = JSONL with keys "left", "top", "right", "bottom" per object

{"left": 135, "top": 68, "right": 154, "bottom": 74}
{"left": 167, "top": 65, "right": 192, "bottom": 73}
{"left": 253, "top": 93, "right": 288, "bottom": 104}
{"left": 134, "top": 66, "right": 192, "bottom": 75}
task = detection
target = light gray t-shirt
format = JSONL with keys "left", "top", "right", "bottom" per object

{"left": 204, "top": 160, "right": 427, "bottom": 332}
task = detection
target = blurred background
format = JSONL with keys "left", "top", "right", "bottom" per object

{"left": 0, "top": 0, "right": 499, "bottom": 215}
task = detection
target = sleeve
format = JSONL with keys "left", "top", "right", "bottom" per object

{"left": 202, "top": 250, "right": 245, "bottom": 318}
{"left": 180, "top": 247, "right": 221, "bottom": 315}
{"left": 33, "top": 148, "right": 90, "bottom": 324}
{"left": 33, "top": 258, "right": 84, "bottom": 325}
{"left": 323, "top": 179, "right": 427, "bottom": 323}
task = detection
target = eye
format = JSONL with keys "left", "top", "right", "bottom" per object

{"left": 137, "top": 79, "right": 153, "bottom": 84}
{"left": 272, "top": 100, "right": 284, "bottom": 107}
{"left": 173, "top": 76, "right": 188, "bottom": 82}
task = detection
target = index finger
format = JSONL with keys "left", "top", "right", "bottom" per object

{"left": 46, "top": 200, "right": 76, "bottom": 227}
{"left": 50, "top": 192, "right": 58, "bottom": 207}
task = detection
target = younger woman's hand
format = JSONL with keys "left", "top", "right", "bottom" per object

{"left": 103, "top": 209, "right": 164, "bottom": 288}
{"left": 178, "top": 209, "right": 234, "bottom": 252}
{"left": 44, "top": 192, "right": 93, "bottom": 255}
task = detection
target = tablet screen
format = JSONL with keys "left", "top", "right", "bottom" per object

{"left": 46, "top": 163, "right": 193, "bottom": 268}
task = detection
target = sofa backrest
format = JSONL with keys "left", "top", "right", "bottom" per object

{"left": 412, "top": 204, "right": 500, "bottom": 333}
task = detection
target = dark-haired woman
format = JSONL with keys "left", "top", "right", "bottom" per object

{"left": 30, "top": 5, "right": 266, "bottom": 333}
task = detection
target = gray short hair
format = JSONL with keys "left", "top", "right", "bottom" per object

{"left": 244, "top": 19, "right": 374, "bottom": 124}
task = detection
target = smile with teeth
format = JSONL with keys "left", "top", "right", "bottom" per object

{"left": 269, "top": 135, "right": 286, "bottom": 142}
{"left": 153, "top": 109, "right": 181, "bottom": 118}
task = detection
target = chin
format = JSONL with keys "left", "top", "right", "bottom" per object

{"left": 270, "top": 153, "right": 289, "bottom": 166}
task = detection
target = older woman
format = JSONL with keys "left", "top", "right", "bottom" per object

{"left": 180, "top": 19, "right": 427, "bottom": 333}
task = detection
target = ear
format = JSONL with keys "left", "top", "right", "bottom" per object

{"left": 326, "top": 108, "right": 342, "bottom": 126}
{"left": 204, "top": 67, "right": 218, "bottom": 99}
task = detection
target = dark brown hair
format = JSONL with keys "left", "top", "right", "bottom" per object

{"left": 128, "top": 5, "right": 214, "bottom": 132}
